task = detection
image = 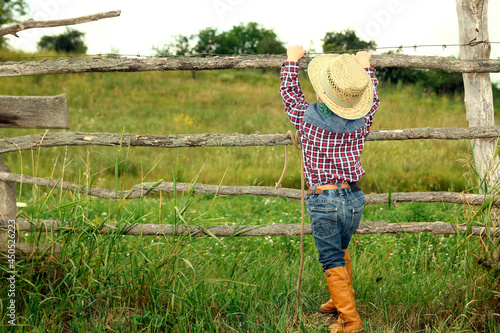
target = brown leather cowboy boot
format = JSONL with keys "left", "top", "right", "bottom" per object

{"left": 319, "top": 249, "right": 354, "bottom": 314}
{"left": 324, "top": 266, "right": 363, "bottom": 333}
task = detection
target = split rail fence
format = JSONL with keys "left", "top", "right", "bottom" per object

{"left": 1, "top": 4, "right": 500, "bottom": 257}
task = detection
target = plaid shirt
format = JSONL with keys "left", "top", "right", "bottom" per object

{"left": 280, "top": 61, "right": 380, "bottom": 187}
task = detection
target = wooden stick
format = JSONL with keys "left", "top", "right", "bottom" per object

{"left": 0, "top": 10, "right": 121, "bottom": 37}
{"left": 1, "top": 54, "right": 499, "bottom": 77}
{"left": 15, "top": 218, "right": 500, "bottom": 238}
{"left": 0, "top": 171, "right": 499, "bottom": 207}
{"left": 456, "top": 0, "right": 500, "bottom": 191}
{"left": 0, "top": 155, "right": 17, "bottom": 245}
{"left": 1, "top": 126, "right": 500, "bottom": 154}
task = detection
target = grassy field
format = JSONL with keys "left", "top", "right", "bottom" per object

{"left": 3, "top": 192, "right": 499, "bottom": 332}
{"left": 1, "top": 50, "right": 500, "bottom": 332}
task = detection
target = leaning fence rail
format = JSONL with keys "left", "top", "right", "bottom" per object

{"left": 1, "top": 172, "right": 500, "bottom": 207}
{"left": 0, "top": 10, "right": 121, "bottom": 38}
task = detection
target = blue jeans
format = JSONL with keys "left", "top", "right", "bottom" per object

{"left": 306, "top": 186, "right": 365, "bottom": 271}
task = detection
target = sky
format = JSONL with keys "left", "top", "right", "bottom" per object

{"left": 5, "top": 0, "right": 500, "bottom": 80}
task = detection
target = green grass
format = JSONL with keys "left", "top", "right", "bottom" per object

{"left": 2, "top": 191, "right": 499, "bottom": 332}
{"left": 1, "top": 50, "right": 499, "bottom": 332}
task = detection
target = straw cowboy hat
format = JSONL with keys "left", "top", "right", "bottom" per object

{"left": 308, "top": 54, "right": 374, "bottom": 120}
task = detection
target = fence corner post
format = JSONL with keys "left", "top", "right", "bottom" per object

{"left": 456, "top": 0, "right": 499, "bottom": 191}
{"left": 0, "top": 154, "right": 17, "bottom": 248}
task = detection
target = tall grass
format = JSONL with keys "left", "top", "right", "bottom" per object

{"left": 3, "top": 187, "right": 499, "bottom": 332}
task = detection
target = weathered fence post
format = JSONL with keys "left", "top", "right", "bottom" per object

{"left": 456, "top": 0, "right": 499, "bottom": 191}
{"left": 0, "top": 154, "right": 17, "bottom": 248}
{"left": 0, "top": 94, "right": 69, "bottom": 256}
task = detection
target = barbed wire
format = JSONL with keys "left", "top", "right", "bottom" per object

{"left": 0, "top": 40, "right": 499, "bottom": 62}
{"left": 312, "top": 39, "right": 499, "bottom": 55}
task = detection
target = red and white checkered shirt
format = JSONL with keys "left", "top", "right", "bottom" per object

{"left": 280, "top": 61, "right": 380, "bottom": 187}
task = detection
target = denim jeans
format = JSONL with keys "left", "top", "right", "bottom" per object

{"left": 306, "top": 186, "right": 365, "bottom": 271}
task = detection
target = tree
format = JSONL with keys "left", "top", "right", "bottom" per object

{"left": 322, "top": 29, "right": 376, "bottom": 53}
{"left": 153, "top": 22, "right": 286, "bottom": 57}
{"left": 37, "top": 28, "right": 87, "bottom": 54}
{"left": 153, "top": 34, "right": 194, "bottom": 56}
{"left": 192, "top": 27, "right": 219, "bottom": 55}
{"left": 0, "top": 0, "right": 29, "bottom": 48}
{"left": 213, "top": 22, "right": 286, "bottom": 55}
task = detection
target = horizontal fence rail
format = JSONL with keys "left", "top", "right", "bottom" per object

{"left": 1, "top": 171, "right": 498, "bottom": 207}
{"left": 15, "top": 219, "right": 500, "bottom": 238}
{"left": 2, "top": 54, "right": 500, "bottom": 77}
{"left": 1, "top": 126, "right": 500, "bottom": 153}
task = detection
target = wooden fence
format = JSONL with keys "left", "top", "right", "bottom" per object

{"left": 1, "top": 3, "right": 500, "bottom": 256}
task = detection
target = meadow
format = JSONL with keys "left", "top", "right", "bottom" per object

{"left": 0, "top": 51, "right": 499, "bottom": 332}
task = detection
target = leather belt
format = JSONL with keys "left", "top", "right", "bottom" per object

{"left": 306, "top": 183, "right": 350, "bottom": 195}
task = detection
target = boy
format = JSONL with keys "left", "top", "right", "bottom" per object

{"left": 280, "top": 46, "right": 380, "bottom": 332}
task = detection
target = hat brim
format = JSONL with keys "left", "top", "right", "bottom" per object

{"left": 307, "top": 54, "right": 374, "bottom": 120}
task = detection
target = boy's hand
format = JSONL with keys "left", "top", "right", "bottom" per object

{"left": 287, "top": 45, "right": 306, "bottom": 62}
{"left": 354, "top": 51, "right": 372, "bottom": 68}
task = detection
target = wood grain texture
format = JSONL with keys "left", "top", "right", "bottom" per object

{"left": 0, "top": 94, "right": 69, "bottom": 129}
{"left": 1, "top": 126, "right": 499, "bottom": 153}
{"left": 1, "top": 54, "right": 499, "bottom": 77}
{"left": 14, "top": 218, "right": 500, "bottom": 238}
{"left": 0, "top": 10, "right": 121, "bottom": 37}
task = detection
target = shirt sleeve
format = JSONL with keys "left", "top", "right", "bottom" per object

{"left": 364, "top": 67, "right": 380, "bottom": 129}
{"left": 280, "top": 61, "right": 309, "bottom": 130}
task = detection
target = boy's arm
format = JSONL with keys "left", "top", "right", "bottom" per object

{"left": 280, "top": 45, "right": 309, "bottom": 130}
{"left": 354, "top": 52, "right": 380, "bottom": 127}
{"left": 365, "top": 68, "right": 380, "bottom": 127}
